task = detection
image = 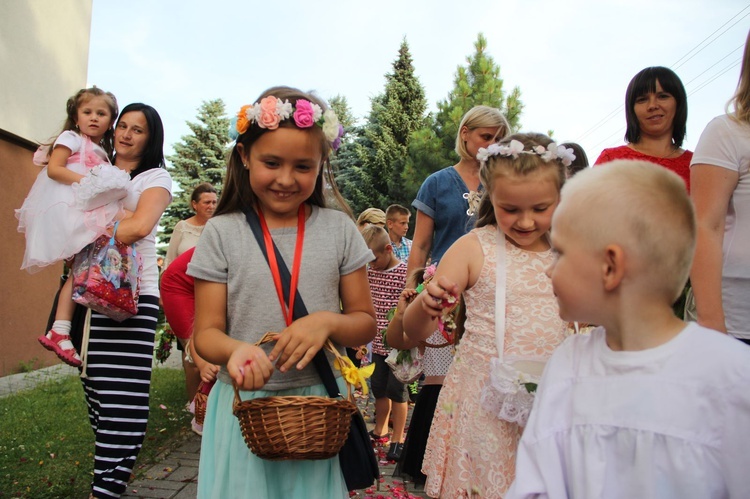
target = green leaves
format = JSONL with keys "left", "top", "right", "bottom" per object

{"left": 161, "top": 99, "right": 229, "bottom": 242}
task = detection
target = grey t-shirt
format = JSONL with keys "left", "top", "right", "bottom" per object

{"left": 187, "top": 205, "right": 373, "bottom": 390}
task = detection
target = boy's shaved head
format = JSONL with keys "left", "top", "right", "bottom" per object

{"left": 555, "top": 160, "right": 696, "bottom": 302}
{"left": 361, "top": 224, "right": 391, "bottom": 251}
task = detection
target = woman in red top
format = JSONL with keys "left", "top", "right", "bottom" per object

{"left": 595, "top": 66, "right": 693, "bottom": 191}
{"left": 160, "top": 246, "right": 219, "bottom": 434}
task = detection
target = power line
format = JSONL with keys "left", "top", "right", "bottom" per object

{"left": 588, "top": 60, "right": 742, "bottom": 152}
{"left": 688, "top": 59, "right": 742, "bottom": 95}
{"left": 682, "top": 45, "right": 744, "bottom": 85}
{"left": 672, "top": 11, "right": 749, "bottom": 70}
{"left": 576, "top": 4, "right": 750, "bottom": 145}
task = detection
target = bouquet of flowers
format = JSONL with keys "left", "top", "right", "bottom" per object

{"left": 154, "top": 325, "right": 176, "bottom": 364}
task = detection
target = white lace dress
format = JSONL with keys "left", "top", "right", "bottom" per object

{"left": 422, "top": 225, "right": 567, "bottom": 498}
{"left": 16, "top": 131, "right": 128, "bottom": 273}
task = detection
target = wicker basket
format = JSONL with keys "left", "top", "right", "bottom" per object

{"left": 233, "top": 333, "right": 356, "bottom": 461}
{"left": 193, "top": 380, "right": 214, "bottom": 426}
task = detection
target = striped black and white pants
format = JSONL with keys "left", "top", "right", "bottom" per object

{"left": 81, "top": 295, "right": 159, "bottom": 498}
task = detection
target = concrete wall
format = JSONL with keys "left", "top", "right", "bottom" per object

{"left": 0, "top": 0, "right": 92, "bottom": 375}
{"left": 0, "top": 0, "right": 92, "bottom": 143}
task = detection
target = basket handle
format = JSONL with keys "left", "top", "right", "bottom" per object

{"left": 232, "top": 333, "right": 354, "bottom": 407}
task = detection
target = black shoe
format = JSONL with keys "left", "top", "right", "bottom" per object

{"left": 408, "top": 381, "right": 419, "bottom": 403}
{"left": 386, "top": 442, "right": 403, "bottom": 462}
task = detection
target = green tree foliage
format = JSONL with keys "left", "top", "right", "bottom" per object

{"left": 329, "top": 96, "right": 372, "bottom": 216}
{"left": 161, "top": 99, "right": 229, "bottom": 239}
{"left": 408, "top": 33, "right": 524, "bottom": 180}
{"left": 357, "top": 39, "right": 428, "bottom": 211}
{"left": 328, "top": 95, "right": 357, "bottom": 131}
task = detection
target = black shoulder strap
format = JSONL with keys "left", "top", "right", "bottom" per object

{"left": 242, "top": 207, "right": 343, "bottom": 398}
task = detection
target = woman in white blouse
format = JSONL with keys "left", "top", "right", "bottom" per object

{"left": 163, "top": 182, "right": 217, "bottom": 269}
{"left": 690, "top": 30, "right": 750, "bottom": 343}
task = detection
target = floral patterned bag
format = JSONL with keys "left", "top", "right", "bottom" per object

{"left": 71, "top": 223, "right": 142, "bottom": 322}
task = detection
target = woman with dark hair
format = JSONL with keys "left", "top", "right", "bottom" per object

{"left": 164, "top": 182, "right": 217, "bottom": 269}
{"left": 82, "top": 103, "right": 172, "bottom": 498}
{"left": 595, "top": 66, "right": 693, "bottom": 191}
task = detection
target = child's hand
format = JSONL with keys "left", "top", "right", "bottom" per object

{"left": 421, "top": 276, "right": 459, "bottom": 317}
{"left": 269, "top": 314, "right": 329, "bottom": 373}
{"left": 227, "top": 344, "right": 274, "bottom": 391}
{"left": 199, "top": 362, "right": 220, "bottom": 383}
{"left": 399, "top": 288, "right": 419, "bottom": 311}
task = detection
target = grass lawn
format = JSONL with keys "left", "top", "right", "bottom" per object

{"left": 0, "top": 368, "right": 191, "bottom": 498}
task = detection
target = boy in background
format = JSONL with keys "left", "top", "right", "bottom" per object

{"left": 385, "top": 204, "right": 412, "bottom": 264}
{"left": 361, "top": 225, "right": 409, "bottom": 462}
{"left": 507, "top": 161, "right": 750, "bottom": 498}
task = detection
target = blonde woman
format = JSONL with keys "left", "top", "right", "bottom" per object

{"left": 397, "top": 105, "right": 509, "bottom": 485}
{"left": 689, "top": 30, "right": 750, "bottom": 343}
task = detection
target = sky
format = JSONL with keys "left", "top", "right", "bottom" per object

{"left": 88, "top": 0, "right": 749, "bottom": 170}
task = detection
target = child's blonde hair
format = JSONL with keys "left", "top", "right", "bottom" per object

{"left": 475, "top": 133, "right": 567, "bottom": 228}
{"left": 385, "top": 204, "right": 410, "bottom": 221}
{"left": 357, "top": 207, "right": 387, "bottom": 228}
{"left": 560, "top": 160, "right": 696, "bottom": 303}
{"left": 361, "top": 224, "right": 390, "bottom": 252}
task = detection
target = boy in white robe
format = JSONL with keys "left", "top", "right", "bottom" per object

{"left": 507, "top": 160, "right": 750, "bottom": 499}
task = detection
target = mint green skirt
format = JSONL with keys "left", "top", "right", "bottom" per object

{"left": 197, "top": 379, "right": 349, "bottom": 499}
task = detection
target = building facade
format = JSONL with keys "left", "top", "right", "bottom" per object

{"left": 0, "top": 0, "right": 92, "bottom": 375}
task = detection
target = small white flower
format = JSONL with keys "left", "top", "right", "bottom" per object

{"left": 476, "top": 147, "right": 491, "bottom": 162}
{"left": 538, "top": 143, "right": 557, "bottom": 162}
{"left": 276, "top": 99, "right": 293, "bottom": 120}
{"left": 557, "top": 146, "right": 576, "bottom": 167}
{"left": 507, "top": 139, "right": 525, "bottom": 158}
{"left": 311, "top": 103, "right": 323, "bottom": 122}
{"left": 321, "top": 109, "right": 340, "bottom": 141}
{"left": 246, "top": 103, "right": 261, "bottom": 122}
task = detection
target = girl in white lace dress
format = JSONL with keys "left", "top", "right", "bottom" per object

{"left": 16, "top": 87, "right": 129, "bottom": 367}
{"left": 403, "top": 133, "right": 575, "bottom": 497}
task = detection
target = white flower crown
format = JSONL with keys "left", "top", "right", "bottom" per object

{"left": 476, "top": 140, "right": 576, "bottom": 167}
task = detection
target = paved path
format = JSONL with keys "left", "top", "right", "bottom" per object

{"left": 1, "top": 356, "right": 429, "bottom": 498}
{"left": 121, "top": 431, "right": 429, "bottom": 499}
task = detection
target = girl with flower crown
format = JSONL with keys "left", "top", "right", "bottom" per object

{"left": 403, "top": 133, "right": 573, "bottom": 497}
{"left": 16, "top": 87, "right": 130, "bottom": 368}
{"left": 396, "top": 105, "right": 510, "bottom": 486}
{"left": 188, "top": 86, "right": 376, "bottom": 498}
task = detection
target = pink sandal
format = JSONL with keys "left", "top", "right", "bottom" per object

{"left": 38, "top": 329, "right": 82, "bottom": 367}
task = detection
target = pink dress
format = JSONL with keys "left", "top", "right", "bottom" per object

{"left": 422, "top": 225, "right": 568, "bottom": 498}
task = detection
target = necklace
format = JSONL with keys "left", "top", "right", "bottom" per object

{"left": 633, "top": 143, "right": 679, "bottom": 159}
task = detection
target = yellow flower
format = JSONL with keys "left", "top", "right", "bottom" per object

{"left": 334, "top": 357, "right": 374, "bottom": 395}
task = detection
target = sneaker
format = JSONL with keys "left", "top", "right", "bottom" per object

{"left": 386, "top": 442, "right": 403, "bottom": 461}
{"left": 191, "top": 417, "right": 203, "bottom": 436}
{"left": 408, "top": 381, "right": 419, "bottom": 403}
{"left": 38, "top": 329, "right": 82, "bottom": 367}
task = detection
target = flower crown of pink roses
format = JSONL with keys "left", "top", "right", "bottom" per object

{"left": 229, "top": 96, "right": 345, "bottom": 150}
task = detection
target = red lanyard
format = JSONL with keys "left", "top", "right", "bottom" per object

{"left": 257, "top": 205, "right": 306, "bottom": 326}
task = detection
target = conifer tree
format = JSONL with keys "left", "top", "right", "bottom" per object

{"left": 161, "top": 99, "right": 229, "bottom": 240}
{"left": 359, "top": 39, "right": 428, "bottom": 210}
{"left": 407, "top": 33, "right": 524, "bottom": 184}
